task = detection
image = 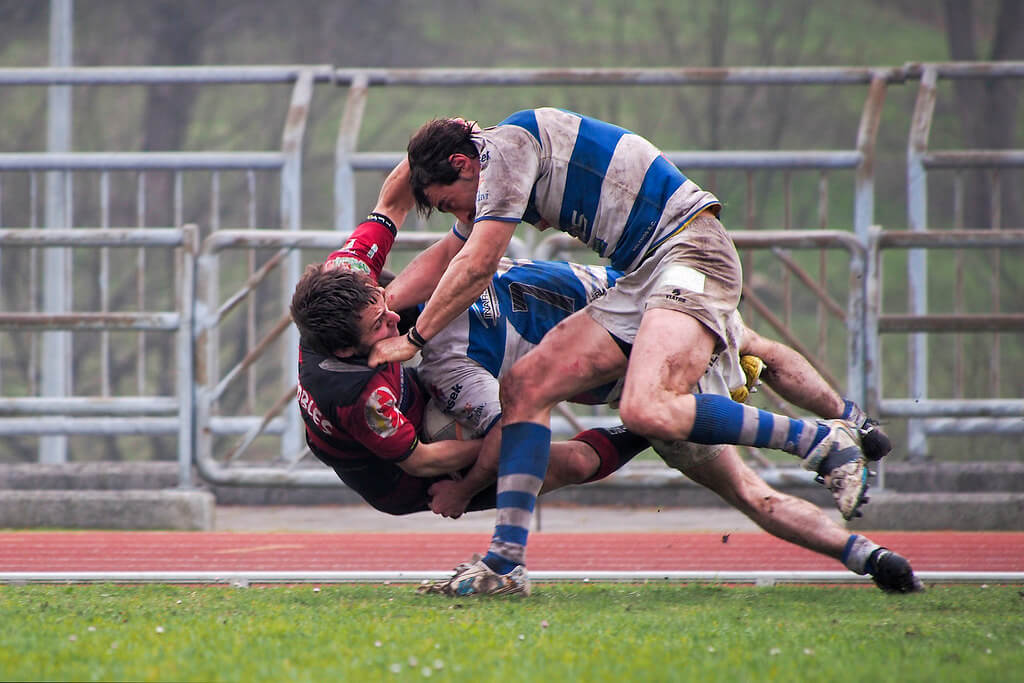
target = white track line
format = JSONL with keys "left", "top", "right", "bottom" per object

{"left": 1, "top": 570, "right": 1021, "bottom": 584}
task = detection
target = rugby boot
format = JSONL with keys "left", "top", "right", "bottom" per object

{"left": 859, "top": 417, "right": 892, "bottom": 462}
{"left": 804, "top": 420, "right": 871, "bottom": 521}
{"left": 869, "top": 548, "right": 926, "bottom": 593}
{"left": 417, "top": 556, "right": 531, "bottom": 597}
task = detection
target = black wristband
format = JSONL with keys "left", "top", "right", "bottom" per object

{"left": 406, "top": 326, "right": 427, "bottom": 349}
{"left": 365, "top": 212, "right": 397, "bottom": 236}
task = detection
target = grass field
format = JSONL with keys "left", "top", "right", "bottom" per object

{"left": 1, "top": 582, "right": 1022, "bottom": 681}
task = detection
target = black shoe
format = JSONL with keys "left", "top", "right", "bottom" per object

{"left": 859, "top": 420, "right": 891, "bottom": 462}
{"left": 869, "top": 549, "right": 925, "bottom": 593}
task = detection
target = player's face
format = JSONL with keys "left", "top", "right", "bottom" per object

{"left": 352, "top": 287, "right": 400, "bottom": 355}
{"left": 425, "top": 163, "right": 478, "bottom": 224}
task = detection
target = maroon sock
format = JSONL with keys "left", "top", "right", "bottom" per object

{"left": 572, "top": 425, "right": 650, "bottom": 483}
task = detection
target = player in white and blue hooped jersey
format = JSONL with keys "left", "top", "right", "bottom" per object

{"left": 455, "top": 109, "right": 721, "bottom": 273}
{"left": 418, "top": 258, "right": 622, "bottom": 439}
{"left": 374, "top": 110, "right": 878, "bottom": 595}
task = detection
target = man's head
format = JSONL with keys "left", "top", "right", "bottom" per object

{"left": 290, "top": 264, "right": 400, "bottom": 358}
{"left": 407, "top": 117, "right": 480, "bottom": 223}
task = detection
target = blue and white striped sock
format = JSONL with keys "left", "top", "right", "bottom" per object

{"left": 841, "top": 534, "right": 881, "bottom": 575}
{"left": 482, "top": 422, "right": 551, "bottom": 575}
{"left": 687, "top": 393, "right": 830, "bottom": 460}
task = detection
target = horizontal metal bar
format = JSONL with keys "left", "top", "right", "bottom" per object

{"left": 0, "top": 570, "right": 1016, "bottom": 585}
{"left": 878, "top": 314, "right": 1024, "bottom": 333}
{"left": 903, "top": 61, "right": 1024, "bottom": 79}
{"left": 0, "top": 417, "right": 180, "bottom": 436}
{"left": 880, "top": 399, "right": 1024, "bottom": 418}
{"left": 349, "top": 150, "right": 862, "bottom": 172}
{"left": 207, "top": 416, "right": 288, "bottom": 435}
{"left": 665, "top": 151, "right": 860, "bottom": 170}
{"left": 0, "top": 228, "right": 185, "bottom": 248}
{"left": 0, "top": 65, "right": 335, "bottom": 85}
{"left": 878, "top": 229, "right": 1024, "bottom": 248}
{"left": 0, "top": 152, "right": 285, "bottom": 170}
{"left": 0, "top": 312, "right": 180, "bottom": 331}
{"left": 924, "top": 418, "right": 1024, "bottom": 435}
{"left": 200, "top": 229, "right": 447, "bottom": 255}
{"left": 0, "top": 397, "right": 179, "bottom": 416}
{"left": 923, "top": 150, "right": 1024, "bottom": 168}
{"left": 334, "top": 66, "right": 902, "bottom": 87}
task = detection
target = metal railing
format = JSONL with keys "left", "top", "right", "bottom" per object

{"left": 0, "top": 66, "right": 325, "bottom": 465}
{"left": 0, "top": 226, "right": 196, "bottom": 485}
{"left": 1, "top": 63, "right": 1022, "bottom": 488}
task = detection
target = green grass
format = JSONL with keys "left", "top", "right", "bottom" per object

{"left": 1, "top": 583, "right": 1021, "bottom": 681}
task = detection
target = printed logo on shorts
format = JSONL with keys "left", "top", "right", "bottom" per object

{"left": 365, "top": 386, "right": 404, "bottom": 438}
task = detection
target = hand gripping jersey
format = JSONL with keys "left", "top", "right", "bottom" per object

{"left": 417, "top": 258, "right": 621, "bottom": 438}
{"left": 295, "top": 214, "right": 429, "bottom": 511}
{"left": 458, "top": 108, "right": 721, "bottom": 273}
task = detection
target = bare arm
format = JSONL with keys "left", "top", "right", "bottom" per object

{"left": 739, "top": 326, "right": 845, "bottom": 419}
{"left": 428, "top": 426, "right": 503, "bottom": 517}
{"left": 372, "top": 158, "right": 416, "bottom": 227}
{"left": 369, "top": 219, "right": 517, "bottom": 366}
{"left": 397, "top": 438, "right": 483, "bottom": 478}
{"left": 385, "top": 230, "right": 465, "bottom": 312}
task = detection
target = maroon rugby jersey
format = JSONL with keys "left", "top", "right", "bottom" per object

{"left": 295, "top": 214, "right": 427, "bottom": 483}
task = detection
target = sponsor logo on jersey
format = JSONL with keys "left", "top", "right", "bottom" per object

{"left": 479, "top": 150, "right": 490, "bottom": 168}
{"left": 365, "top": 386, "right": 403, "bottom": 438}
{"left": 472, "top": 284, "right": 500, "bottom": 327}
{"left": 444, "top": 383, "right": 463, "bottom": 412}
{"left": 297, "top": 381, "right": 335, "bottom": 436}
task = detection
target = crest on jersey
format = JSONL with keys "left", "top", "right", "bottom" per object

{"left": 325, "top": 255, "right": 371, "bottom": 274}
{"left": 365, "top": 386, "right": 403, "bottom": 438}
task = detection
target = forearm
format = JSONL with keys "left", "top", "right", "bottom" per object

{"left": 373, "top": 158, "right": 415, "bottom": 228}
{"left": 447, "top": 427, "right": 502, "bottom": 498}
{"left": 386, "top": 238, "right": 456, "bottom": 311}
{"left": 413, "top": 248, "right": 496, "bottom": 340}
{"left": 400, "top": 439, "right": 482, "bottom": 477}
{"left": 742, "top": 330, "right": 844, "bottom": 418}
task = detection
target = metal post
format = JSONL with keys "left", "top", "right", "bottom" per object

{"left": 177, "top": 225, "right": 197, "bottom": 488}
{"left": 849, "top": 73, "right": 888, "bottom": 407}
{"left": 40, "top": 0, "right": 73, "bottom": 464}
{"left": 906, "top": 67, "right": 937, "bottom": 460}
{"left": 334, "top": 73, "right": 368, "bottom": 232}
{"left": 279, "top": 70, "right": 314, "bottom": 461}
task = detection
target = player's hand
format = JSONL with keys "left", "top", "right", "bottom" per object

{"left": 368, "top": 334, "right": 417, "bottom": 367}
{"left": 428, "top": 479, "right": 471, "bottom": 519}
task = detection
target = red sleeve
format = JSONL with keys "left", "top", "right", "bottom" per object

{"left": 323, "top": 213, "right": 397, "bottom": 283}
{"left": 336, "top": 372, "right": 419, "bottom": 462}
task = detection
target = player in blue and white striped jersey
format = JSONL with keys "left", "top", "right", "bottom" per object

{"left": 372, "top": 109, "right": 880, "bottom": 595}
{"left": 418, "top": 257, "right": 623, "bottom": 438}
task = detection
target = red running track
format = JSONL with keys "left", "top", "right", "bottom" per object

{"left": 1, "top": 531, "right": 1022, "bottom": 573}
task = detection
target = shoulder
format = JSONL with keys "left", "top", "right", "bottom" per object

{"left": 300, "top": 347, "right": 382, "bottom": 406}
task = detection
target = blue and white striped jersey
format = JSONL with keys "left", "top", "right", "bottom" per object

{"left": 417, "top": 258, "right": 620, "bottom": 436}
{"left": 459, "top": 108, "right": 721, "bottom": 273}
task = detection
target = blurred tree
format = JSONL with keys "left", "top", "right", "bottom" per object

{"left": 942, "top": 0, "right": 1023, "bottom": 228}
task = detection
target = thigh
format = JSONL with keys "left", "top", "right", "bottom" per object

{"left": 499, "top": 309, "right": 627, "bottom": 423}
{"left": 622, "top": 306, "right": 718, "bottom": 406}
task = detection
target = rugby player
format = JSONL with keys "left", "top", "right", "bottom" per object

{"left": 290, "top": 162, "right": 921, "bottom": 594}
{"left": 369, "top": 111, "right": 886, "bottom": 595}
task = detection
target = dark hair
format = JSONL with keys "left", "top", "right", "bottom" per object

{"left": 290, "top": 264, "right": 377, "bottom": 356}
{"left": 407, "top": 118, "right": 479, "bottom": 216}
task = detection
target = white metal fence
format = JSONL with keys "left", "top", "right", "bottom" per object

{"left": 0, "top": 63, "right": 1022, "bottom": 486}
